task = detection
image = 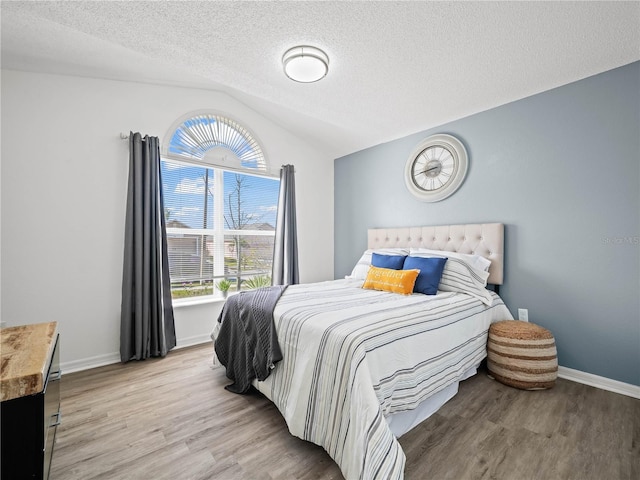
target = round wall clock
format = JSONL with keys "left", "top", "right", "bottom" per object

{"left": 404, "top": 133, "right": 468, "bottom": 202}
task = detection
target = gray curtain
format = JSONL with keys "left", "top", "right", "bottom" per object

{"left": 272, "top": 164, "right": 299, "bottom": 285}
{"left": 120, "top": 132, "right": 176, "bottom": 362}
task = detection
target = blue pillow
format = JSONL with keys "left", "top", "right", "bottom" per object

{"left": 371, "top": 252, "right": 406, "bottom": 270}
{"left": 403, "top": 256, "right": 448, "bottom": 295}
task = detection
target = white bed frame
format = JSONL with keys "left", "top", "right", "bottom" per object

{"left": 367, "top": 222, "right": 505, "bottom": 436}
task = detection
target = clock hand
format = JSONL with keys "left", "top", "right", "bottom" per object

{"left": 417, "top": 165, "right": 439, "bottom": 176}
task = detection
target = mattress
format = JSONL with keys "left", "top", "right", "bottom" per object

{"left": 212, "top": 278, "right": 513, "bottom": 480}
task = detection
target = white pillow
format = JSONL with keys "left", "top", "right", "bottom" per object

{"left": 409, "top": 247, "right": 491, "bottom": 272}
{"left": 348, "top": 248, "right": 410, "bottom": 280}
{"left": 410, "top": 251, "right": 493, "bottom": 306}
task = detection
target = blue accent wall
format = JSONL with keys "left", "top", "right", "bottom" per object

{"left": 334, "top": 62, "right": 640, "bottom": 386}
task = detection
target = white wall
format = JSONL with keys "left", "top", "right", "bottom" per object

{"left": 1, "top": 70, "right": 334, "bottom": 371}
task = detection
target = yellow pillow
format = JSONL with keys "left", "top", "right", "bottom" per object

{"left": 362, "top": 266, "right": 419, "bottom": 295}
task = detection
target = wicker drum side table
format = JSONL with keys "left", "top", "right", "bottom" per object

{"left": 487, "top": 320, "right": 558, "bottom": 390}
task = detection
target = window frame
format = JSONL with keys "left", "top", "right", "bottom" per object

{"left": 160, "top": 111, "right": 279, "bottom": 302}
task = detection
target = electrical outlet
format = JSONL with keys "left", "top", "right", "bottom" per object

{"left": 517, "top": 308, "right": 529, "bottom": 322}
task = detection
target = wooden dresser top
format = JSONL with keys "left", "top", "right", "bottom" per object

{"left": 1, "top": 322, "right": 58, "bottom": 401}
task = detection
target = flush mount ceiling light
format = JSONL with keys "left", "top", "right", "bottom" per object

{"left": 282, "top": 45, "right": 329, "bottom": 83}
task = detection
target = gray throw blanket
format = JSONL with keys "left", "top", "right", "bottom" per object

{"left": 214, "top": 285, "right": 287, "bottom": 394}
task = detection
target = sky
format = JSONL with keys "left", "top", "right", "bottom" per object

{"left": 161, "top": 161, "right": 280, "bottom": 230}
{"left": 161, "top": 115, "right": 280, "bottom": 231}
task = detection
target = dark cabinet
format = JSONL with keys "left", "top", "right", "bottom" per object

{"left": 1, "top": 334, "right": 61, "bottom": 480}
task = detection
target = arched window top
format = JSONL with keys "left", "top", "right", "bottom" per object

{"left": 165, "top": 113, "right": 267, "bottom": 172}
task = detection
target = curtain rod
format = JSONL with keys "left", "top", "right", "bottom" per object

{"left": 120, "top": 133, "right": 291, "bottom": 174}
{"left": 120, "top": 133, "right": 155, "bottom": 140}
{"left": 119, "top": 133, "right": 150, "bottom": 140}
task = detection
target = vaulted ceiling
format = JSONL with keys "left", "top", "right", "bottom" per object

{"left": 2, "top": 1, "right": 639, "bottom": 158}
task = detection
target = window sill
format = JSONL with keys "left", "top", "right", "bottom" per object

{"left": 172, "top": 291, "right": 241, "bottom": 308}
{"left": 172, "top": 296, "right": 226, "bottom": 308}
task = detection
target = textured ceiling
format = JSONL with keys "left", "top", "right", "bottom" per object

{"left": 2, "top": 1, "right": 639, "bottom": 158}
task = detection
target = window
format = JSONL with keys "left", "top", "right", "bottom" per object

{"left": 161, "top": 114, "right": 279, "bottom": 300}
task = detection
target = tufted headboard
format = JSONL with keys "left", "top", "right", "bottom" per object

{"left": 368, "top": 223, "right": 504, "bottom": 285}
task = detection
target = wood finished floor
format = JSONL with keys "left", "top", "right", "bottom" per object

{"left": 50, "top": 343, "right": 639, "bottom": 480}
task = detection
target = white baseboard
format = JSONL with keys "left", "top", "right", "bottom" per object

{"left": 176, "top": 334, "right": 213, "bottom": 349}
{"left": 60, "top": 336, "right": 213, "bottom": 375}
{"left": 558, "top": 366, "right": 640, "bottom": 399}
{"left": 61, "top": 352, "right": 121, "bottom": 374}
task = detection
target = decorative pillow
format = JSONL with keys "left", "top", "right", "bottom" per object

{"left": 409, "top": 247, "right": 491, "bottom": 272}
{"left": 372, "top": 252, "right": 406, "bottom": 270}
{"left": 349, "top": 248, "right": 410, "bottom": 280}
{"left": 362, "top": 266, "right": 419, "bottom": 295}
{"left": 410, "top": 252, "right": 493, "bottom": 305}
{"left": 403, "top": 256, "right": 447, "bottom": 295}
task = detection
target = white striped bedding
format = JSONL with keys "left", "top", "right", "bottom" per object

{"left": 214, "top": 278, "right": 513, "bottom": 480}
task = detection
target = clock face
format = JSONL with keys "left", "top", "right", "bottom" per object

{"left": 404, "top": 134, "right": 468, "bottom": 202}
{"left": 411, "top": 145, "right": 457, "bottom": 192}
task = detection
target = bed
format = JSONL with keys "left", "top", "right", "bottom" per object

{"left": 212, "top": 223, "right": 513, "bottom": 480}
